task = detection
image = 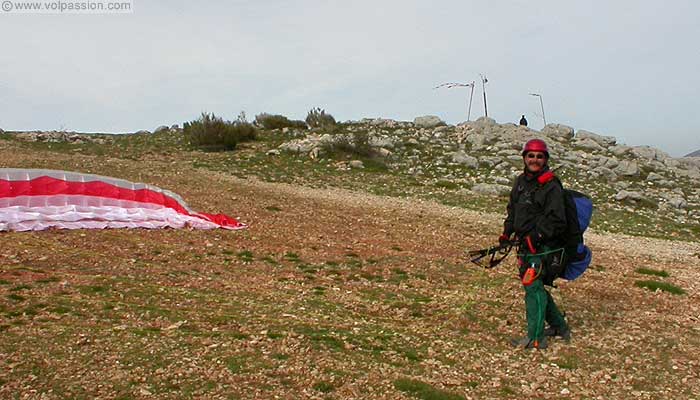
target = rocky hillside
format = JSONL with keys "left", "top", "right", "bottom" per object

{"left": 685, "top": 149, "right": 700, "bottom": 157}
{"left": 271, "top": 116, "right": 699, "bottom": 238}
{"left": 2, "top": 116, "right": 699, "bottom": 241}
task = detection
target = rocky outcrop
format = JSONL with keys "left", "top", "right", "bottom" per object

{"left": 270, "top": 116, "right": 699, "bottom": 222}
{"left": 9, "top": 131, "right": 110, "bottom": 144}
{"left": 413, "top": 115, "right": 445, "bottom": 128}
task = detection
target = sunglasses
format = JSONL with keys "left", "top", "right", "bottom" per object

{"left": 526, "top": 153, "right": 546, "bottom": 160}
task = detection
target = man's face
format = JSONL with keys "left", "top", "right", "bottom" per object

{"left": 524, "top": 151, "right": 547, "bottom": 173}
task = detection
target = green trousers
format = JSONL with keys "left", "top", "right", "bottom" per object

{"left": 520, "top": 254, "right": 567, "bottom": 341}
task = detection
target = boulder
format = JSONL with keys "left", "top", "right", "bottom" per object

{"left": 614, "top": 160, "right": 640, "bottom": 177}
{"left": 349, "top": 160, "right": 364, "bottom": 169}
{"left": 668, "top": 197, "right": 688, "bottom": 209}
{"left": 154, "top": 125, "right": 169, "bottom": 133}
{"left": 542, "top": 124, "right": 574, "bottom": 140}
{"left": 592, "top": 166, "right": 616, "bottom": 180}
{"left": 631, "top": 146, "right": 669, "bottom": 162}
{"left": 575, "top": 130, "right": 616, "bottom": 146}
{"left": 646, "top": 172, "right": 664, "bottom": 181}
{"left": 369, "top": 135, "right": 396, "bottom": 149}
{"left": 451, "top": 150, "right": 479, "bottom": 168}
{"left": 575, "top": 138, "right": 606, "bottom": 152}
{"left": 610, "top": 145, "right": 631, "bottom": 157}
{"left": 474, "top": 116, "right": 497, "bottom": 126}
{"left": 614, "top": 190, "right": 647, "bottom": 202}
{"left": 413, "top": 115, "right": 445, "bottom": 129}
{"left": 471, "top": 183, "right": 511, "bottom": 196}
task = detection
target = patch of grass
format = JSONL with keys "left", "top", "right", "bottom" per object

{"left": 132, "top": 327, "right": 162, "bottom": 337}
{"left": 50, "top": 305, "right": 71, "bottom": 314}
{"left": 553, "top": 357, "right": 578, "bottom": 370}
{"left": 297, "top": 264, "right": 318, "bottom": 274}
{"left": 266, "top": 331, "right": 285, "bottom": 339}
{"left": 312, "top": 286, "right": 326, "bottom": 295}
{"left": 500, "top": 386, "right": 517, "bottom": 396}
{"left": 435, "top": 180, "right": 459, "bottom": 190}
{"left": 36, "top": 276, "right": 60, "bottom": 284}
{"left": 79, "top": 285, "right": 108, "bottom": 295}
{"left": 226, "top": 356, "right": 246, "bottom": 374}
{"left": 0, "top": 279, "right": 10, "bottom": 285}
{"left": 265, "top": 205, "right": 282, "bottom": 212}
{"left": 635, "top": 267, "right": 669, "bottom": 278}
{"left": 635, "top": 280, "right": 685, "bottom": 295}
{"left": 237, "top": 250, "right": 254, "bottom": 263}
{"left": 261, "top": 255, "right": 279, "bottom": 265}
{"left": 394, "top": 378, "right": 465, "bottom": 400}
{"left": 284, "top": 252, "right": 300, "bottom": 262}
{"left": 7, "top": 294, "right": 26, "bottom": 302}
{"left": 312, "top": 381, "right": 335, "bottom": 393}
{"left": 403, "top": 349, "right": 421, "bottom": 362}
{"left": 297, "top": 327, "right": 346, "bottom": 351}
{"left": 10, "top": 284, "right": 31, "bottom": 291}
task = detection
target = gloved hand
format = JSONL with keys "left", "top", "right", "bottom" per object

{"left": 499, "top": 233, "right": 512, "bottom": 246}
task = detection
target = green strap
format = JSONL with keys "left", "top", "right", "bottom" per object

{"left": 518, "top": 247, "right": 564, "bottom": 258}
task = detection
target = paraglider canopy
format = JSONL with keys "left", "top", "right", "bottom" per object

{"left": 0, "top": 168, "right": 246, "bottom": 232}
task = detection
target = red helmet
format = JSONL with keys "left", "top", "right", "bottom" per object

{"left": 521, "top": 139, "right": 549, "bottom": 157}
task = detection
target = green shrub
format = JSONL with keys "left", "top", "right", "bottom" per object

{"left": 184, "top": 112, "right": 257, "bottom": 151}
{"left": 394, "top": 378, "right": 465, "bottom": 400}
{"left": 254, "top": 113, "right": 307, "bottom": 130}
{"left": 321, "top": 131, "right": 376, "bottom": 159}
{"left": 305, "top": 107, "right": 336, "bottom": 128}
{"left": 635, "top": 280, "right": 685, "bottom": 295}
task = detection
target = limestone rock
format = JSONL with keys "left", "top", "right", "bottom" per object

{"left": 471, "top": 183, "right": 511, "bottom": 196}
{"left": 542, "top": 124, "right": 574, "bottom": 140}
{"left": 451, "top": 150, "right": 479, "bottom": 168}
{"left": 413, "top": 115, "right": 445, "bottom": 129}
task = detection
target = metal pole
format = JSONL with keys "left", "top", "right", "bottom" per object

{"left": 467, "top": 82, "right": 475, "bottom": 121}
{"left": 529, "top": 93, "right": 546, "bottom": 128}
{"left": 481, "top": 75, "right": 488, "bottom": 117}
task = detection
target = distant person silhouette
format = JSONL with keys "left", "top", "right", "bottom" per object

{"left": 519, "top": 115, "right": 528, "bottom": 126}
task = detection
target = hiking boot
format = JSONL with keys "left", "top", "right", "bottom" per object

{"left": 510, "top": 336, "right": 548, "bottom": 350}
{"left": 544, "top": 325, "right": 571, "bottom": 342}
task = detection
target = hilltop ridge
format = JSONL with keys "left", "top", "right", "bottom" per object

{"left": 1, "top": 116, "right": 699, "bottom": 241}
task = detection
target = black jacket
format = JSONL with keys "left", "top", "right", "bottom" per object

{"left": 503, "top": 167, "right": 567, "bottom": 248}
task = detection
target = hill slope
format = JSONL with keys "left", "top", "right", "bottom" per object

{"left": 0, "top": 128, "right": 699, "bottom": 399}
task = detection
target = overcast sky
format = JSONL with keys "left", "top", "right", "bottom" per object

{"left": 1, "top": 0, "right": 699, "bottom": 156}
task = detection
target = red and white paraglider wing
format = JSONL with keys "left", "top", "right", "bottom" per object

{"left": 0, "top": 168, "right": 246, "bottom": 232}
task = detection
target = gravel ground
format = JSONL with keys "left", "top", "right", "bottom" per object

{"left": 0, "top": 139, "right": 699, "bottom": 399}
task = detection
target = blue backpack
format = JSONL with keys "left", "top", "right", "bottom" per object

{"left": 560, "top": 189, "right": 593, "bottom": 280}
